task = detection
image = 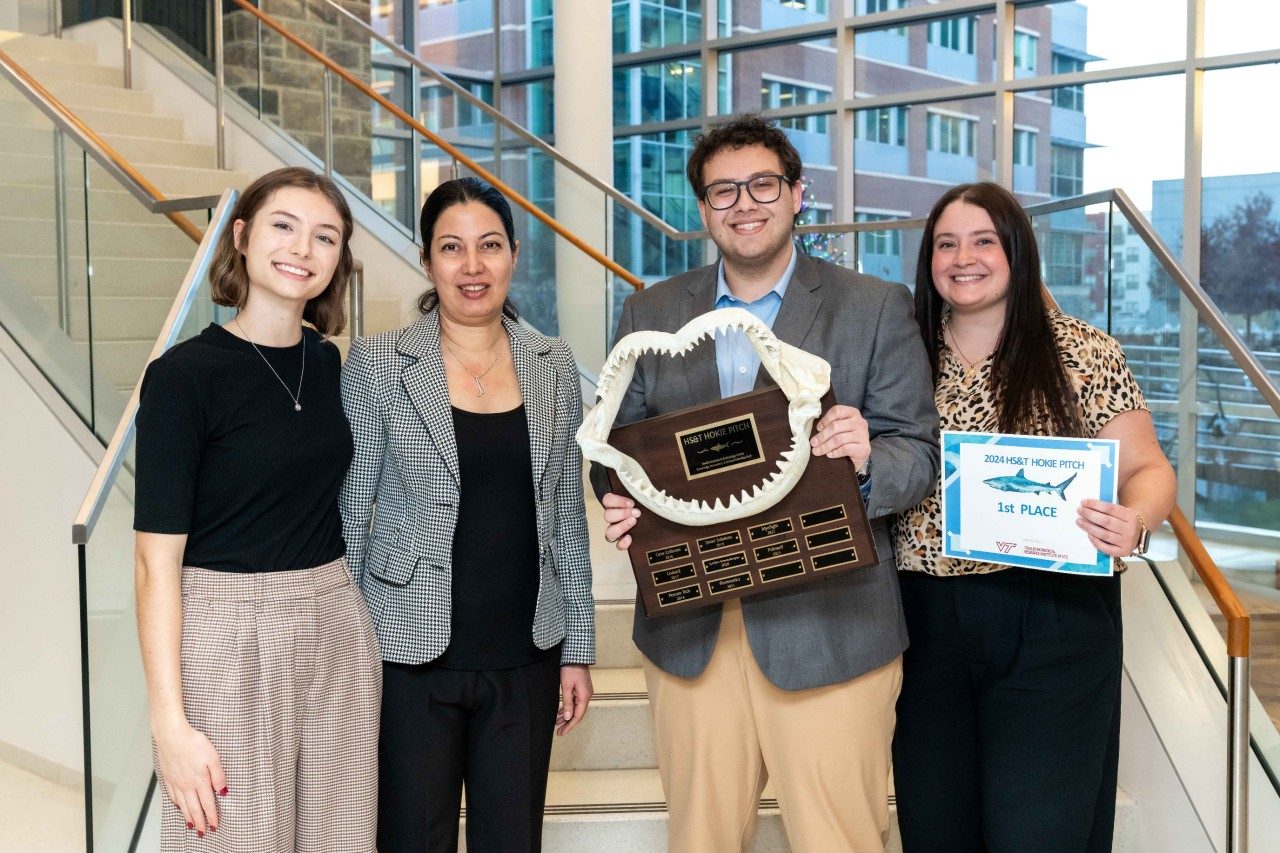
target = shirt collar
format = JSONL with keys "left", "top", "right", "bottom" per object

{"left": 715, "top": 241, "right": 798, "bottom": 307}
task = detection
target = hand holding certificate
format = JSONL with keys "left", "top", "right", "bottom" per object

{"left": 941, "top": 431, "right": 1119, "bottom": 575}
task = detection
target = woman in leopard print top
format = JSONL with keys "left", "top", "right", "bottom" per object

{"left": 890, "top": 182, "right": 1175, "bottom": 853}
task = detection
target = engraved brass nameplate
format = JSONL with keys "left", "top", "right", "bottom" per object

{"left": 708, "top": 572, "right": 754, "bottom": 595}
{"left": 697, "top": 531, "right": 742, "bottom": 553}
{"left": 651, "top": 563, "right": 696, "bottom": 585}
{"left": 675, "top": 414, "right": 764, "bottom": 480}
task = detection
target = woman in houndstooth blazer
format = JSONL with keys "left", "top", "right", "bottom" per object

{"left": 339, "top": 176, "right": 595, "bottom": 852}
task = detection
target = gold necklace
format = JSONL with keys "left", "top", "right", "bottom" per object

{"left": 945, "top": 325, "right": 994, "bottom": 376}
{"left": 441, "top": 337, "right": 502, "bottom": 396}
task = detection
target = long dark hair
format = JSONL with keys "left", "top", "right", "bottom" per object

{"left": 416, "top": 176, "right": 519, "bottom": 320}
{"left": 210, "top": 166, "right": 354, "bottom": 337}
{"left": 914, "top": 182, "right": 1082, "bottom": 436}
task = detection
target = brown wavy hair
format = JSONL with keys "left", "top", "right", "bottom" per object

{"left": 209, "top": 167, "right": 354, "bottom": 337}
{"left": 914, "top": 182, "right": 1083, "bottom": 436}
{"left": 685, "top": 113, "right": 803, "bottom": 197}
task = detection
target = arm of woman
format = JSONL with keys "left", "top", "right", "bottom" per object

{"left": 553, "top": 342, "right": 595, "bottom": 734}
{"left": 135, "top": 532, "right": 226, "bottom": 837}
{"left": 340, "top": 336, "right": 388, "bottom": 585}
{"left": 1077, "top": 408, "right": 1177, "bottom": 557}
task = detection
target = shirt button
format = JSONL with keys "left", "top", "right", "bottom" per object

{"left": 738, "top": 366, "right": 748, "bottom": 374}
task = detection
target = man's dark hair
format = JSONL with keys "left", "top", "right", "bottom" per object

{"left": 685, "top": 113, "right": 803, "bottom": 196}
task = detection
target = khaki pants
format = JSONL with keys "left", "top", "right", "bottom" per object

{"left": 158, "top": 558, "right": 382, "bottom": 852}
{"left": 643, "top": 600, "right": 902, "bottom": 853}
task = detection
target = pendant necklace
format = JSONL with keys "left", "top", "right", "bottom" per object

{"left": 235, "top": 317, "right": 305, "bottom": 411}
{"left": 945, "top": 325, "right": 994, "bottom": 377}
{"left": 442, "top": 337, "right": 501, "bottom": 396}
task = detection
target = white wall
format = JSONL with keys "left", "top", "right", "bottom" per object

{"left": 0, "top": 337, "right": 93, "bottom": 783}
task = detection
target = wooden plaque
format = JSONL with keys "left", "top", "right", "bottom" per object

{"left": 607, "top": 386, "right": 880, "bottom": 617}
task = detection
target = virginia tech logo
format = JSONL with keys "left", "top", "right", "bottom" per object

{"left": 995, "top": 541, "right": 1017, "bottom": 554}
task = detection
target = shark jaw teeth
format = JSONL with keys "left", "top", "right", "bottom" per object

{"left": 576, "top": 306, "right": 833, "bottom": 527}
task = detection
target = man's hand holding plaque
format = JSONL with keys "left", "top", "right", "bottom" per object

{"left": 578, "top": 308, "right": 880, "bottom": 616}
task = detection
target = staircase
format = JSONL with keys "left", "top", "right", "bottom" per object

{"left": 0, "top": 31, "right": 248, "bottom": 420}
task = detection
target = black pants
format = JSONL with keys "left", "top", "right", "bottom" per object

{"left": 377, "top": 653, "right": 561, "bottom": 853}
{"left": 892, "top": 568, "right": 1122, "bottom": 853}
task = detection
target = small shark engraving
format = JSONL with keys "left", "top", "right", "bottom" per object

{"left": 698, "top": 442, "right": 733, "bottom": 455}
{"left": 983, "top": 468, "right": 1077, "bottom": 500}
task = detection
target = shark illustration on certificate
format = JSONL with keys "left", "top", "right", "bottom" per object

{"left": 940, "top": 430, "right": 1120, "bottom": 575}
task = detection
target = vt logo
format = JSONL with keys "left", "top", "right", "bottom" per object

{"left": 995, "top": 541, "right": 1017, "bottom": 554}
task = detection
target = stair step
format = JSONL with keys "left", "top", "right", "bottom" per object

{"left": 596, "top": 601, "right": 644, "bottom": 670}
{"left": 56, "top": 105, "right": 186, "bottom": 140}
{"left": 551, "top": 671, "right": 652, "bottom": 772}
{"left": 9, "top": 54, "right": 120, "bottom": 86}
{"left": 0, "top": 31, "right": 100, "bottom": 65}
{"left": 0, "top": 255, "right": 193, "bottom": 297}
{"left": 30, "top": 295, "right": 175, "bottom": 342}
{"left": 0, "top": 216, "right": 194, "bottom": 259}
{"left": 0, "top": 182, "right": 163, "bottom": 220}
{"left": 34, "top": 77, "right": 155, "bottom": 114}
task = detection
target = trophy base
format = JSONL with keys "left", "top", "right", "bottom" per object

{"left": 606, "top": 387, "right": 880, "bottom": 617}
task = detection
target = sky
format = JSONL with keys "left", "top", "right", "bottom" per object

{"left": 1073, "top": 0, "right": 1280, "bottom": 210}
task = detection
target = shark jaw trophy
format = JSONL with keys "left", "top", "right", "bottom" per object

{"left": 578, "top": 308, "right": 880, "bottom": 616}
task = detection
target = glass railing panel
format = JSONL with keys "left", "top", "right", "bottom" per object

{"left": 0, "top": 106, "right": 92, "bottom": 423}
{"left": 1030, "top": 205, "right": 1110, "bottom": 331}
{"left": 80, "top": 269, "right": 223, "bottom": 850}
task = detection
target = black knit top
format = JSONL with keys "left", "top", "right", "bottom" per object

{"left": 133, "top": 323, "right": 352, "bottom": 573}
{"left": 433, "top": 404, "right": 550, "bottom": 670}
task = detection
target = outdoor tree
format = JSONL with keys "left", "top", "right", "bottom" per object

{"left": 1199, "top": 192, "right": 1280, "bottom": 345}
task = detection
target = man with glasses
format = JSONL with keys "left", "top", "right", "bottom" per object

{"left": 593, "top": 114, "right": 938, "bottom": 851}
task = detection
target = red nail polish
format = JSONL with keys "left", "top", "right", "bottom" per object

{"left": 210, "top": 826, "right": 217, "bottom": 833}
{"left": 219, "top": 786, "right": 229, "bottom": 797}
{"left": 186, "top": 822, "right": 194, "bottom": 830}
{"left": 197, "top": 830, "right": 205, "bottom": 838}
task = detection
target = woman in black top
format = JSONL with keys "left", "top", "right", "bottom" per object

{"left": 340, "top": 177, "right": 596, "bottom": 852}
{"left": 134, "top": 167, "right": 380, "bottom": 851}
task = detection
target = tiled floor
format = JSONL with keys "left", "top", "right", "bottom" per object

{"left": 0, "top": 759, "right": 83, "bottom": 852}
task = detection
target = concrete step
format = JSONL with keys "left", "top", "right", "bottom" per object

{"left": 596, "top": 601, "right": 643, "bottom": 670}
{"left": 0, "top": 182, "right": 158, "bottom": 220}
{"left": 0, "top": 123, "right": 216, "bottom": 169}
{"left": 55, "top": 104, "right": 186, "bottom": 140}
{"left": 0, "top": 31, "right": 100, "bottom": 65}
{"left": 35, "top": 76, "right": 155, "bottom": 115}
{"left": 0, "top": 216, "right": 194, "bottom": 260}
{"left": 550, "top": 669, "right": 653, "bottom": 772}
{"left": 0, "top": 148, "right": 242, "bottom": 200}
{"left": 31, "top": 295, "right": 174, "bottom": 342}
{"left": 10, "top": 54, "right": 119, "bottom": 87}
{"left": 0, "top": 255, "right": 192, "bottom": 297}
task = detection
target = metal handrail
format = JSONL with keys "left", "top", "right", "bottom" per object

{"left": 227, "top": 0, "right": 645, "bottom": 291}
{"left": 70, "top": 190, "right": 238, "bottom": 545}
{"left": 1166, "top": 505, "right": 1251, "bottom": 852}
{"left": 0, "top": 49, "right": 218, "bottom": 239}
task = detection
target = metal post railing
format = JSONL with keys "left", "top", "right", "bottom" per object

{"left": 323, "top": 68, "right": 334, "bottom": 177}
{"left": 121, "top": 0, "right": 133, "bottom": 88}
{"left": 1168, "top": 506, "right": 1250, "bottom": 853}
{"left": 348, "top": 261, "right": 364, "bottom": 340}
{"left": 52, "top": 127, "right": 71, "bottom": 333}
{"left": 212, "top": 0, "right": 226, "bottom": 169}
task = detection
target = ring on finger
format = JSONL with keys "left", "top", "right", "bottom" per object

{"left": 605, "top": 534, "right": 618, "bottom": 544}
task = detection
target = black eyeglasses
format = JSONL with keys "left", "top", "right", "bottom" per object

{"left": 700, "top": 174, "right": 792, "bottom": 210}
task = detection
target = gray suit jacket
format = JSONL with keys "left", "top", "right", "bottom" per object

{"left": 341, "top": 310, "right": 595, "bottom": 666}
{"left": 591, "top": 250, "right": 938, "bottom": 690}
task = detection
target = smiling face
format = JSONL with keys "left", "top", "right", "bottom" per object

{"left": 696, "top": 144, "right": 803, "bottom": 277}
{"left": 423, "top": 201, "right": 518, "bottom": 328}
{"left": 232, "top": 186, "right": 343, "bottom": 307}
{"left": 930, "top": 200, "right": 1012, "bottom": 318}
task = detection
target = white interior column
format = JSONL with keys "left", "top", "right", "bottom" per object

{"left": 552, "top": 0, "right": 613, "bottom": 371}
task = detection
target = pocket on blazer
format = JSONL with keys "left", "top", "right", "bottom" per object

{"left": 366, "top": 537, "right": 419, "bottom": 587}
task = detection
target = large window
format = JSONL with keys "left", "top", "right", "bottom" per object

{"left": 928, "top": 16, "right": 976, "bottom": 54}
{"left": 856, "top": 211, "right": 902, "bottom": 257}
{"left": 859, "top": 0, "right": 904, "bottom": 12}
{"left": 761, "top": 78, "right": 831, "bottom": 134}
{"left": 1013, "top": 30, "right": 1038, "bottom": 72}
{"left": 856, "top": 106, "right": 908, "bottom": 146}
{"left": 1051, "top": 143, "right": 1084, "bottom": 197}
{"left": 1052, "top": 53, "right": 1085, "bottom": 110}
{"left": 927, "top": 111, "right": 977, "bottom": 157}
{"left": 614, "top": 0, "right": 703, "bottom": 53}
{"left": 1013, "top": 128, "right": 1037, "bottom": 167}
{"left": 528, "top": 0, "right": 553, "bottom": 67}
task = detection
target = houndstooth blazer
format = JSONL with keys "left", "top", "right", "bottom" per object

{"left": 339, "top": 309, "right": 595, "bottom": 666}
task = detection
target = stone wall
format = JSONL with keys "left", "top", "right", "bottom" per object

{"left": 224, "top": 0, "right": 372, "bottom": 195}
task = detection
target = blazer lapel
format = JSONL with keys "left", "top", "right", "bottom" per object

{"left": 508, "top": 318, "right": 556, "bottom": 488}
{"left": 398, "top": 312, "right": 460, "bottom": 486}
{"left": 755, "top": 248, "right": 822, "bottom": 390}
{"left": 683, "top": 267, "right": 721, "bottom": 403}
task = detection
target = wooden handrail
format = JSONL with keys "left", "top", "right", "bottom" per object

{"left": 0, "top": 49, "right": 203, "bottom": 243}
{"left": 229, "top": 0, "right": 645, "bottom": 292}
{"left": 1166, "top": 505, "right": 1251, "bottom": 657}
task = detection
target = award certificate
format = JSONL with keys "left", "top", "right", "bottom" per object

{"left": 940, "top": 431, "right": 1119, "bottom": 576}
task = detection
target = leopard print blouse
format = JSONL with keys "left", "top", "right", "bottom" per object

{"left": 893, "top": 311, "right": 1148, "bottom": 577}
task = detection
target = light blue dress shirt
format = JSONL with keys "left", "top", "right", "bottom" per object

{"left": 711, "top": 243, "right": 872, "bottom": 500}
{"left": 713, "top": 243, "right": 797, "bottom": 398}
